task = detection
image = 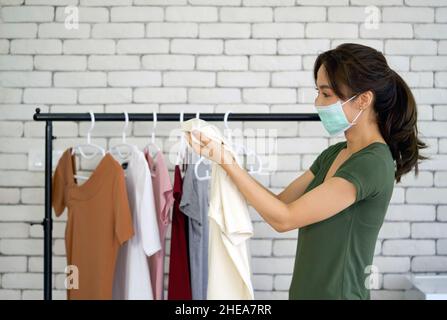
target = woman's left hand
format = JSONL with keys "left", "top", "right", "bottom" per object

{"left": 185, "top": 130, "right": 235, "bottom": 166}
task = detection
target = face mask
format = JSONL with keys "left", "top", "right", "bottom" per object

{"left": 315, "top": 94, "right": 363, "bottom": 136}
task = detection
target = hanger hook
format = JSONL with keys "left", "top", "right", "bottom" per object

{"left": 151, "top": 111, "right": 157, "bottom": 144}
{"left": 224, "top": 110, "right": 232, "bottom": 129}
{"left": 196, "top": 112, "right": 200, "bottom": 130}
{"left": 122, "top": 111, "right": 129, "bottom": 143}
{"left": 224, "top": 110, "right": 233, "bottom": 144}
{"left": 87, "top": 110, "right": 95, "bottom": 144}
{"left": 194, "top": 111, "right": 211, "bottom": 181}
{"left": 153, "top": 111, "right": 157, "bottom": 128}
{"left": 176, "top": 110, "right": 187, "bottom": 166}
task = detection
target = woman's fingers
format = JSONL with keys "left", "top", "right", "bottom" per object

{"left": 192, "top": 130, "right": 212, "bottom": 147}
{"left": 191, "top": 130, "right": 214, "bottom": 156}
{"left": 185, "top": 132, "right": 199, "bottom": 154}
{"left": 185, "top": 130, "right": 226, "bottom": 164}
{"left": 186, "top": 131, "right": 207, "bottom": 157}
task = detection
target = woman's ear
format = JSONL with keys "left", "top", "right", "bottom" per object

{"left": 358, "top": 90, "right": 374, "bottom": 110}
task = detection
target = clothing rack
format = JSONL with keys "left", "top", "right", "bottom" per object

{"left": 32, "top": 107, "right": 320, "bottom": 300}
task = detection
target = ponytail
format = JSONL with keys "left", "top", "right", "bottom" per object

{"left": 376, "top": 70, "right": 429, "bottom": 183}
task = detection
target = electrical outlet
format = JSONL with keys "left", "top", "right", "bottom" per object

{"left": 28, "top": 149, "right": 64, "bottom": 171}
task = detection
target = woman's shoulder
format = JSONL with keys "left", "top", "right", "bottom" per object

{"left": 341, "top": 142, "right": 396, "bottom": 180}
{"left": 314, "top": 141, "right": 347, "bottom": 166}
{"left": 352, "top": 142, "right": 394, "bottom": 166}
{"left": 321, "top": 141, "right": 347, "bottom": 157}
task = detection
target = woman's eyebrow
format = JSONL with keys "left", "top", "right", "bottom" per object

{"left": 316, "top": 84, "right": 332, "bottom": 90}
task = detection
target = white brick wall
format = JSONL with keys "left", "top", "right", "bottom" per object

{"left": 0, "top": 0, "right": 446, "bottom": 300}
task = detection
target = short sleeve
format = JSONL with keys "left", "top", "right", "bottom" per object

{"left": 139, "top": 164, "right": 161, "bottom": 257}
{"left": 333, "top": 153, "right": 385, "bottom": 202}
{"left": 309, "top": 152, "right": 323, "bottom": 175}
{"left": 179, "top": 165, "right": 198, "bottom": 220}
{"left": 216, "top": 169, "right": 253, "bottom": 246}
{"left": 161, "top": 188, "right": 174, "bottom": 225}
{"left": 52, "top": 151, "right": 68, "bottom": 217}
{"left": 154, "top": 154, "right": 174, "bottom": 226}
{"left": 309, "top": 142, "right": 344, "bottom": 175}
{"left": 180, "top": 160, "right": 209, "bottom": 223}
{"left": 309, "top": 146, "right": 331, "bottom": 175}
{"left": 113, "top": 170, "right": 134, "bottom": 245}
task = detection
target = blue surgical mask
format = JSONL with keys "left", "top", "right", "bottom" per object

{"left": 315, "top": 94, "right": 363, "bottom": 136}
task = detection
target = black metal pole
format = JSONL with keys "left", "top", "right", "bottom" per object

{"left": 34, "top": 111, "right": 320, "bottom": 122}
{"left": 44, "top": 121, "right": 53, "bottom": 300}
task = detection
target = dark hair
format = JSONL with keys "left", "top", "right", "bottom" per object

{"left": 314, "top": 43, "right": 428, "bottom": 184}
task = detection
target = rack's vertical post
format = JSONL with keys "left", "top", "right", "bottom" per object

{"left": 44, "top": 121, "right": 53, "bottom": 300}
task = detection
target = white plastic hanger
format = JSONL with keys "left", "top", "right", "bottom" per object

{"left": 145, "top": 111, "right": 162, "bottom": 177}
{"left": 192, "top": 112, "right": 212, "bottom": 181}
{"left": 71, "top": 111, "right": 106, "bottom": 181}
{"left": 223, "top": 110, "right": 263, "bottom": 174}
{"left": 175, "top": 111, "right": 188, "bottom": 166}
{"left": 108, "top": 111, "right": 134, "bottom": 161}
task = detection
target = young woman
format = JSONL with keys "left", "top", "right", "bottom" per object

{"left": 186, "top": 43, "right": 428, "bottom": 300}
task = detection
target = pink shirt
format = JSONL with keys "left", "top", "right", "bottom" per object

{"left": 145, "top": 149, "right": 174, "bottom": 300}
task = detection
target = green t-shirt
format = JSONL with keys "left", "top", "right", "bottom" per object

{"left": 289, "top": 141, "right": 395, "bottom": 300}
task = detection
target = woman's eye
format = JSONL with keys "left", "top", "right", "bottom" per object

{"left": 323, "top": 93, "right": 329, "bottom": 98}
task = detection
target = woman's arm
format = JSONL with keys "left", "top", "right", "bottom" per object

{"left": 251, "top": 174, "right": 279, "bottom": 200}
{"left": 248, "top": 170, "right": 315, "bottom": 203}
{"left": 277, "top": 170, "right": 315, "bottom": 204}
{"left": 222, "top": 160, "right": 357, "bottom": 232}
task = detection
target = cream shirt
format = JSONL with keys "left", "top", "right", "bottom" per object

{"left": 181, "top": 118, "right": 254, "bottom": 300}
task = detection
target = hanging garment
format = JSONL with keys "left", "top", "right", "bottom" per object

{"left": 179, "top": 150, "right": 210, "bottom": 300}
{"left": 181, "top": 118, "right": 254, "bottom": 300}
{"left": 52, "top": 149, "right": 134, "bottom": 300}
{"left": 167, "top": 164, "right": 192, "bottom": 300}
{"left": 145, "top": 149, "right": 174, "bottom": 300}
{"left": 112, "top": 145, "right": 161, "bottom": 300}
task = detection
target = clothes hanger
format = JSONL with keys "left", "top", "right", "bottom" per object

{"left": 144, "top": 111, "right": 162, "bottom": 177}
{"left": 175, "top": 111, "right": 188, "bottom": 167}
{"left": 108, "top": 111, "right": 135, "bottom": 162}
{"left": 145, "top": 111, "right": 162, "bottom": 159}
{"left": 223, "top": 110, "right": 263, "bottom": 174}
{"left": 223, "top": 110, "right": 242, "bottom": 168}
{"left": 243, "top": 146, "right": 263, "bottom": 174}
{"left": 192, "top": 112, "right": 212, "bottom": 181}
{"left": 71, "top": 111, "right": 106, "bottom": 181}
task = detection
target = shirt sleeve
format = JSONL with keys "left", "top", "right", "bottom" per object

{"left": 156, "top": 160, "right": 174, "bottom": 226}
{"left": 113, "top": 170, "right": 134, "bottom": 245}
{"left": 161, "top": 186, "right": 174, "bottom": 225}
{"left": 333, "top": 152, "right": 385, "bottom": 203}
{"left": 139, "top": 165, "right": 161, "bottom": 257}
{"left": 52, "top": 151, "right": 67, "bottom": 217}
{"left": 180, "top": 162, "right": 206, "bottom": 224}
{"left": 309, "top": 153, "right": 323, "bottom": 176}
{"left": 217, "top": 170, "right": 253, "bottom": 246}
{"left": 309, "top": 145, "right": 332, "bottom": 175}
{"left": 309, "top": 142, "right": 343, "bottom": 176}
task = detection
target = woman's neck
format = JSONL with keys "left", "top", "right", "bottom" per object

{"left": 344, "top": 122, "right": 386, "bottom": 155}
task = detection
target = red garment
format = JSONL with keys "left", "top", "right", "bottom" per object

{"left": 167, "top": 165, "right": 192, "bottom": 300}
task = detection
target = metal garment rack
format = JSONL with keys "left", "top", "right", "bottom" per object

{"left": 32, "top": 107, "right": 320, "bottom": 300}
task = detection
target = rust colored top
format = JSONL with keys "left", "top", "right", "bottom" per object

{"left": 52, "top": 148, "right": 134, "bottom": 300}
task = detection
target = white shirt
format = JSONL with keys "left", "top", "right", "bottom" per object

{"left": 181, "top": 118, "right": 254, "bottom": 300}
{"left": 112, "top": 146, "right": 161, "bottom": 300}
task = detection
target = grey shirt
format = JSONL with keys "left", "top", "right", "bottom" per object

{"left": 179, "top": 151, "right": 210, "bottom": 300}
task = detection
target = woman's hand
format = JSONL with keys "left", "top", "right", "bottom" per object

{"left": 185, "top": 130, "right": 236, "bottom": 166}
